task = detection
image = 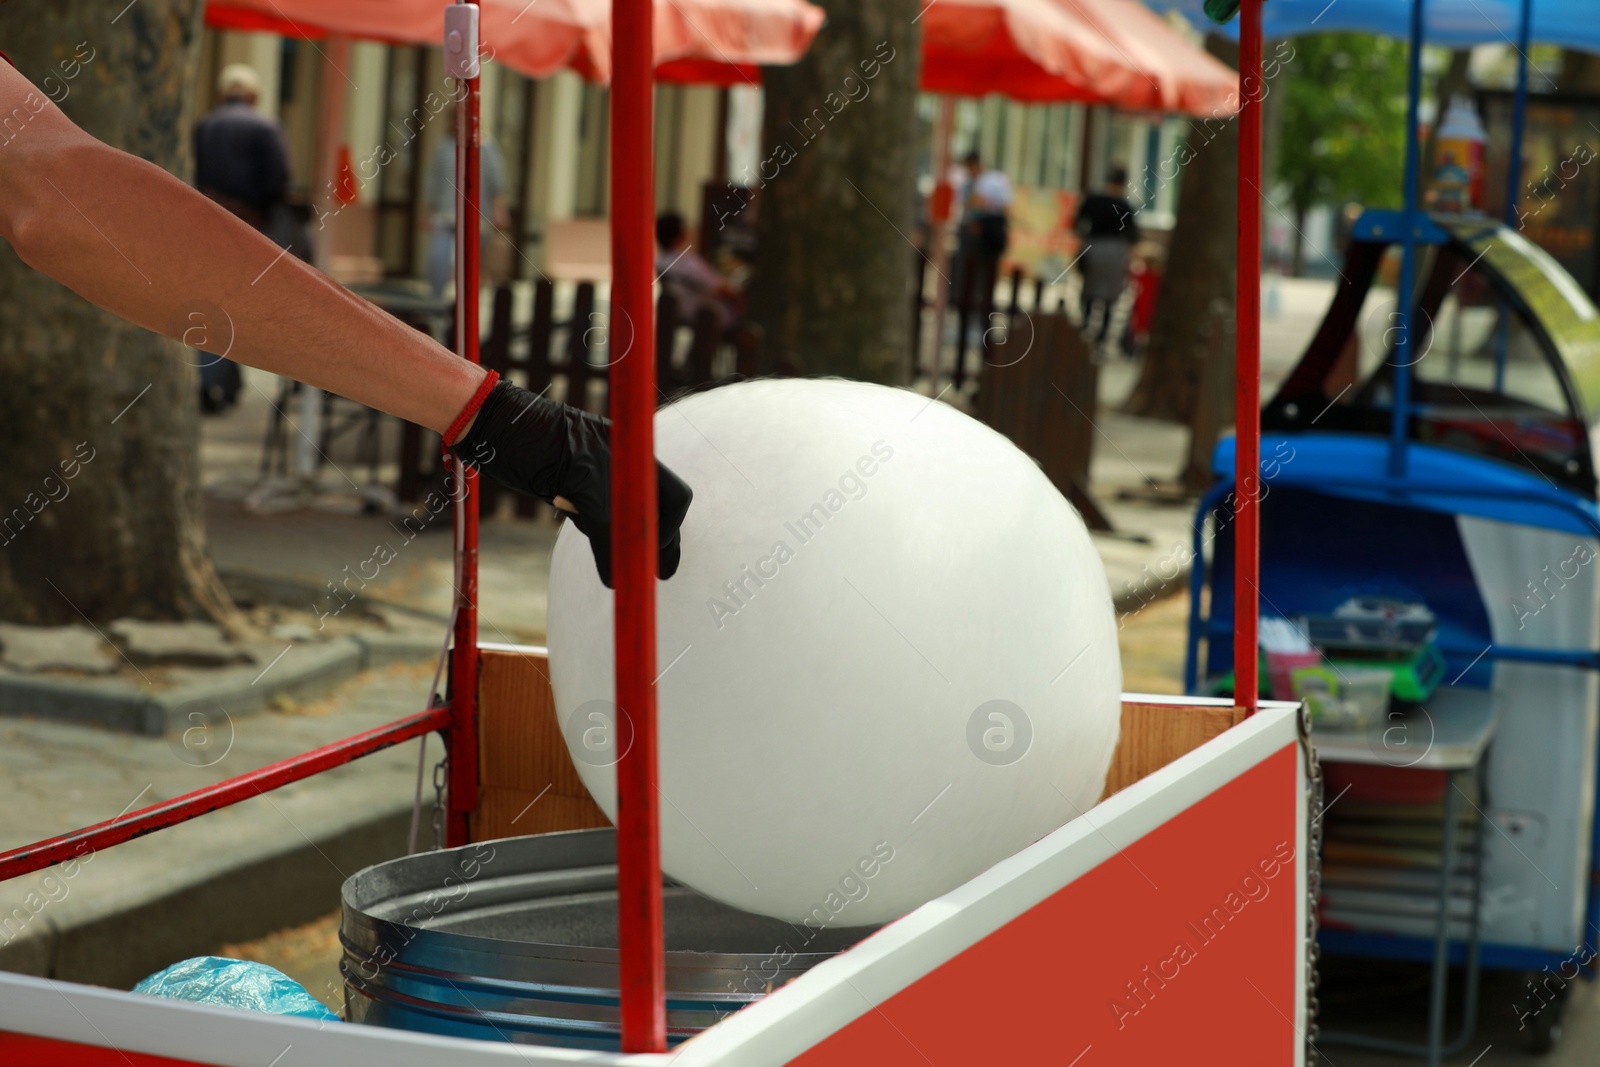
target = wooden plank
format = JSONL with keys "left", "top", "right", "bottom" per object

{"left": 656, "top": 286, "right": 681, "bottom": 393}
{"left": 528, "top": 278, "right": 555, "bottom": 398}
{"left": 482, "top": 284, "right": 514, "bottom": 376}
{"left": 685, "top": 306, "right": 719, "bottom": 387}
{"left": 475, "top": 644, "right": 1242, "bottom": 836}
{"left": 517, "top": 280, "right": 558, "bottom": 519}
{"left": 473, "top": 647, "right": 610, "bottom": 842}
{"left": 473, "top": 787, "right": 611, "bottom": 842}
{"left": 1100, "top": 702, "right": 1248, "bottom": 800}
{"left": 564, "top": 281, "right": 596, "bottom": 411}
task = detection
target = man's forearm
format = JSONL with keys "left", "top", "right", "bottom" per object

{"left": 0, "top": 81, "right": 483, "bottom": 435}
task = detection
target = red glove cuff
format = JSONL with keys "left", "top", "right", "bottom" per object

{"left": 442, "top": 369, "right": 500, "bottom": 450}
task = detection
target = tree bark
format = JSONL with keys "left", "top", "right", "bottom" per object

{"left": 1124, "top": 35, "right": 1239, "bottom": 425}
{"left": 1563, "top": 51, "right": 1600, "bottom": 93}
{"left": 1290, "top": 201, "right": 1308, "bottom": 278}
{"left": 0, "top": 1, "right": 236, "bottom": 627}
{"left": 744, "top": 0, "right": 922, "bottom": 384}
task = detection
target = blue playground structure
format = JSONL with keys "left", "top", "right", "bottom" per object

{"left": 1187, "top": 213, "right": 1600, "bottom": 1056}
{"left": 1160, "top": 0, "right": 1600, "bottom": 1058}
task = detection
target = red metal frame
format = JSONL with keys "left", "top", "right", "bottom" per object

{"left": 0, "top": 3, "right": 486, "bottom": 885}
{"left": 0, "top": 4, "right": 1266, "bottom": 1058}
{"left": 1233, "top": 0, "right": 1263, "bottom": 714}
{"left": 447, "top": 19, "right": 484, "bottom": 848}
{"left": 0, "top": 707, "right": 449, "bottom": 883}
{"left": 609, "top": 0, "right": 667, "bottom": 1050}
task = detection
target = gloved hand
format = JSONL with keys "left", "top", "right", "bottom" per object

{"left": 449, "top": 380, "right": 692, "bottom": 588}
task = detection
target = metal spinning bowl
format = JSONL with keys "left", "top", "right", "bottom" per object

{"left": 341, "top": 828, "right": 875, "bottom": 1050}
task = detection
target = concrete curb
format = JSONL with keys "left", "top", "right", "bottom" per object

{"left": 352, "top": 631, "right": 446, "bottom": 669}
{"left": 1111, "top": 561, "right": 1191, "bottom": 617}
{"left": 0, "top": 651, "right": 438, "bottom": 994}
{"left": 0, "top": 631, "right": 443, "bottom": 737}
{"left": 158, "top": 640, "right": 364, "bottom": 734}
{"left": 0, "top": 801, "right": 414, "bottom": 991}
{"left": 0, "top": 673, "right": 165, "bottom": 735}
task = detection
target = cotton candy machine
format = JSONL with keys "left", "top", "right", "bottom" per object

{"left": 340, "top": 828, "right": 875, "bottom": 1050}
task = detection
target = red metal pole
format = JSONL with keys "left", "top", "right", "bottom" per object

{"left": 0, "top": 707, "right": 451, "bottom": 883}
{"left": 611, "top": 0, "right": 665, "bottom": 1050}
{"left": 1234, "top": 0, "right": 1263, "bottom": 714}
{"left": 446, "top": 3, "right": 483, "bottom": 846}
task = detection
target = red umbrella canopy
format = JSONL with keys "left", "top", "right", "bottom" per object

{"left": 1059, "top": 0, "right": 1236, "bottom": 115}
{"left": 918, "top": 0, "right": 1236, "bottom": 116}
{"left": 205, "top": 0, "right": 824, "bottom": 84}
{"left": 482, "top": 0, "right": 825, "bottom": 83}
{"left": 919, "top": 0, "right": 1130, "bottom": 103}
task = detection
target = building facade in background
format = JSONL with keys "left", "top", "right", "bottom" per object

{"left": 196, "top": 28, "right": 1186, "bottom": 288}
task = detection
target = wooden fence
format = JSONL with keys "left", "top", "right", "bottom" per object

{"left": 396, "top": 281, "right": 759, "bottom": 511}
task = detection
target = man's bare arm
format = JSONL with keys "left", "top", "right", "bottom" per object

{"left": 0, "top": 60, "right": 485, "bottom": 435}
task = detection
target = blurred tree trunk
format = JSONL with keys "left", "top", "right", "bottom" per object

{"left": 745, "top": 0, "right": 922, "bottom": 384}
{"left": 1564, "top": 51, "right": 1600, "bottom": 92}
{"left": 0, "top": 1, "right": 236, "bottom": 626}
{"left": 1125, "top": 35, "right": 1239, "bottom": 427}
{"left": 1289, "top": 202, "right": 1308, "bottom": 279}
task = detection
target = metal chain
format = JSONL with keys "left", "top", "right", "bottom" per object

{"left": 431, "top": 753, "right": 448, "bottom": 852}
{"left": 1299, "top": 704, "right": 1325, "bottom": 1063}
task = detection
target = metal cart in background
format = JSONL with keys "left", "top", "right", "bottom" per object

{"left": 1187, "top": 209, "right": 1600, "bottom": 1058}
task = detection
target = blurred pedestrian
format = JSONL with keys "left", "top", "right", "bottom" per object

{"left": 948, "top": 148, "right": 981, "bottom": 301}
{"left": 963, "top": 152, "right": 1013, "bottom": 303}
{"left": 192, "top": 63, "right": 293, "bottom": 411}
{"left": 194, "top": 64, "right": 288, "bottom": 231}
{"left": 655, "top": 211, "right": 740, "bottom": 335}
{"left": 425, "top": 101, "right": 509, "bottom": 297}
{"left": 1074, "top": 166, "right": 1140, "bottom": 353}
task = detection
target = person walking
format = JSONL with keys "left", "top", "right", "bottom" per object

{"left": 946, "top": 148, "right": 979, "bottom": 299}
{"left": 192, "top": 63, "right": 292, "bottom": 410}
{"left": 964, "top": 152, "right": 1013, "bottom": 304}
{"left": 424, "top": 101, "right": 509, "bottom": 298}
{"left": 1074, "top": 166, "right": 1140, "bottom": 354}
{"left": 194, "top": 64, "right": 289, "bottom": 230}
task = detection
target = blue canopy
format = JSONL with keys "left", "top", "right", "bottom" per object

{"left": 1148, "top": 0, "right": 1600, "bottom": 51}
{"left": 1213, "top": 433, "right": 1600, "bottom": 539}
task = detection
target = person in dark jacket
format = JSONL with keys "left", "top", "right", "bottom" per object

{"left": 1074, "top": 166, "right": 1140, "bottom": 352}
{"left": 194, "top": 64, "right": 289, "bottom": 231}
{"left": 192, "top": 64, "right": 293, "bottom": 410}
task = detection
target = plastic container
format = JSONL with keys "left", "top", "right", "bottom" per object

{"left": 1292, "top": 666, "right": 1391, "bottom": 732}
{"left": 134, "top": 958, "right": 338, "bottom": 1021}
{"left": 1340, "top": 668, "right": 1393, "bottom": 726}
{"left": 1432, "top": 96, "right": 1486, "bottom": 212}
{"left": 1267, "top": 650, "right": 1323, "bottom": 702}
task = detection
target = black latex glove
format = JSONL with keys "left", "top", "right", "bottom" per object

{"left": 450, "top": 380, "right": 692, "bottom": 588}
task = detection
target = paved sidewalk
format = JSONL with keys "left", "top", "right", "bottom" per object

{"left": 0, "top": 660, "right": 436, "bottom": 988}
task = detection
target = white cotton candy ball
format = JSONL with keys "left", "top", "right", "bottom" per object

{"left": 547, "top": 378, "right": 1120, "bottom": 927}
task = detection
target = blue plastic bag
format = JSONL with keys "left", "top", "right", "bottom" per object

{"left": 132, "top": 956, "right": 339, "bottom": 1022}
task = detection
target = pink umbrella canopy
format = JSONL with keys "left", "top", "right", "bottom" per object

{"left": 920, "top": 0, "right": 1131, "bottom": 103}
{"left": 205, "top": 0, "right": 825, "bottom": 84}
{"left": 1061, "top": 0, "right": 1237, "bottom": 114}
{"left": 477, "top": 0, "right": 825, "bottom": 83}
{"left": 919, "top": 0, "right": 1237, "bottom": 116}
